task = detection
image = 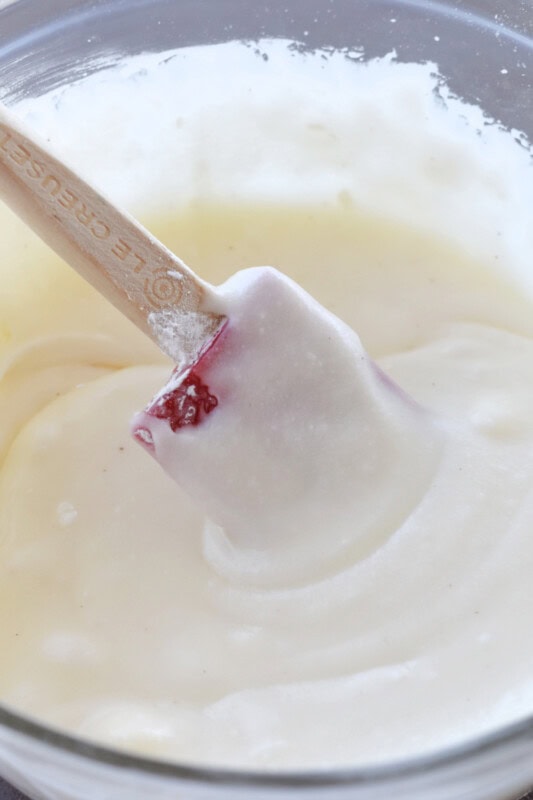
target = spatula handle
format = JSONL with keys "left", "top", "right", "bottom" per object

{"left": 0, "top": 103, "right": 224, "bottom": 364}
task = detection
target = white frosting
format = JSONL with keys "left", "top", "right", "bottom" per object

{"left": 132, "top": 266, "right": 442, "bottom": 586}
{"left": 0, "top": 40, "right": 533, "bottom": 769}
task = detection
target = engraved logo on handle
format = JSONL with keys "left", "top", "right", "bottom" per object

{"left": 0, "top": 125, "right": 186, "bottom": 312}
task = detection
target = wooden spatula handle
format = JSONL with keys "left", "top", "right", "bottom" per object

{"left": 0, "top": 103, "right": 224, "bottom": 364}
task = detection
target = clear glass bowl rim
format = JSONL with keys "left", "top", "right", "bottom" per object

{"left": 2, "top": 699, "right": 533, "bottom": 788}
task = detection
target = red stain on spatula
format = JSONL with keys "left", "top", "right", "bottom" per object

{"left": 133, "top": 323, "right": 225, "bottom": 449}
{"left": 148, "top": 371, "right": 218, "bottom": 431}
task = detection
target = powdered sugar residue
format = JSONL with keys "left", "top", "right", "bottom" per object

{"left": 148, "top": 307, "right": 220, "bottom": 367}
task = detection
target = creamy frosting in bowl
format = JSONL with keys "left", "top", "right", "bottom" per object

{"left": 0, "top": 39, "right": 533, "bottom": 772}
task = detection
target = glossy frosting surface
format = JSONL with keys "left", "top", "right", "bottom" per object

{"left": 0, "top": 41, "right": 533, "bottom": 769}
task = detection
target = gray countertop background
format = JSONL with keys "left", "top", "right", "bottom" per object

{"left": 0, "top": 783, "right": 26, "bottom": 800}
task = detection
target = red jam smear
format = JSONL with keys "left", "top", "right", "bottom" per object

{"left": 148, "top": 371, "right": 218, "bottom": 432}
{"left": 143, "top": 321, "right": 227, "bottom": 434}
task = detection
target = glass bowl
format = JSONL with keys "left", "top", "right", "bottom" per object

{"left": 0, "top": 2, "right": 532, "bottom": 799}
